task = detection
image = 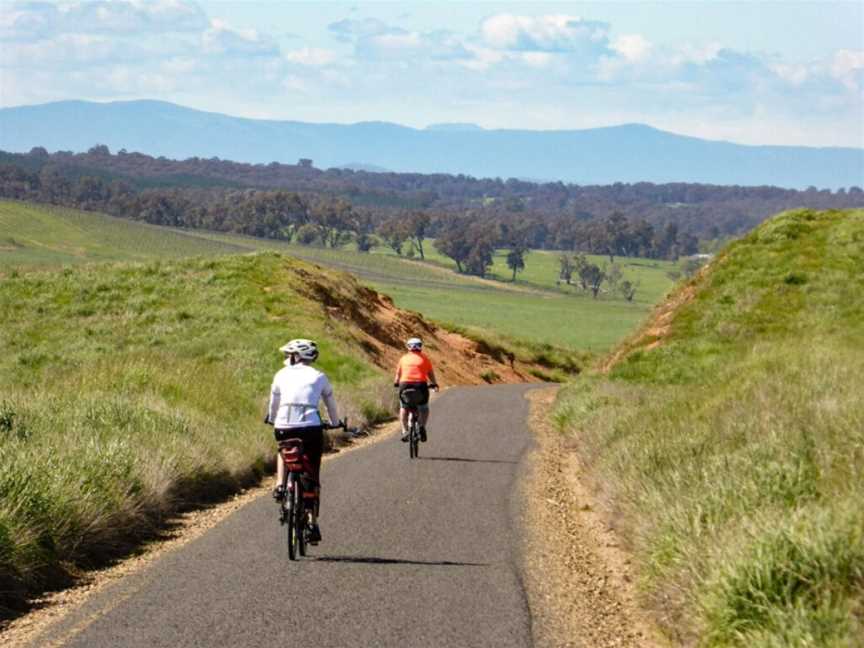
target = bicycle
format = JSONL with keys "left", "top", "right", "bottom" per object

{"left": 275, "top": 420, "right": 347, "bottom": 560}
{"left": 405, "top": 401, "right": 421, "bottom": 459}
{"left": 397, "top": 385, "right": 437, "bottom": 460}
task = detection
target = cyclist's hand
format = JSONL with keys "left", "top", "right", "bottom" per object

{"left": 393, "top": 382, "right": 399, "bottom": 388}
{"left": 429, "top": 383, "right": 439, "bottom": 392}
{"left": 263, "top": 413, "right": 272, "bottom": 425}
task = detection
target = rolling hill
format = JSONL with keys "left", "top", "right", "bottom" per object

{"left": 0, "top": 200, "right": 673, "bottom": 352}
{"left": 556, "top": 208, "right": 864, "bottom": 645}
{"left": 2, "top": 100, "right": 862, "bottom": 189}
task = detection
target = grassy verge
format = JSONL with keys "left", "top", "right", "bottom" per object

{"left": 0, "top": 253, "right": 393, "bottom": 614}
{"left": 553, "top": 209, "right": 864, "bottom": 646}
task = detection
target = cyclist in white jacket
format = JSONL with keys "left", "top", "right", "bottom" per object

{"left": 268, "top": 338, "right": 339, "bottom": 544}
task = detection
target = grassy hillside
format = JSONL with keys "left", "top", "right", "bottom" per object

{"left": 554, "top": 209, "right": 864, "bottom": 646}
{"left": 0, "top": 252, "right": 407, "bottom": 613}
{"left": 1, "top": 200, "right": 673, "bottom": 351}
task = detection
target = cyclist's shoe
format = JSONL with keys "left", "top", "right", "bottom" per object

{"left": 308, "top": 523, "right": 322, "bottom": 545}
{"left": 420, "top": 426, "right": 427, "bottom": 442}
{"left": 272, "top": 485, "right": 286, "bottom": 502}
{"left": 401, "top": 430, "right": 409, "bottom": 442}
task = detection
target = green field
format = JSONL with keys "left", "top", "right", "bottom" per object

{"left": 0, "top": 201, "right": 674, "bottom": 352}
{"left": 412, "top": 243, "right": 676, "bottom": 305}
{"left": 0, "top": 201, "right": 245, "bottom": 265}
{"left": 554, "top": 209, "right": 864, "bottom": 646}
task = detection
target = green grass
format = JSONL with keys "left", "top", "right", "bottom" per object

{"left": 418, "top": 244, "right": 675, "bottom": 305}
{"left": 369, "top": 282, "right": 645, "bottom": 351}
{"left": 149, "top": 235, "right": 666, "bottom": 352}
{"left": 553, "top": 209, "right": 864, "bottom": 646}
{"left": 2, "top": 200, "right": 674, "bottom": 352}
{"left": 0, "top": 200, "right": 245, "bottom": 266}
{"left": 0, "top": 252, "right": 394, "bottom": 612}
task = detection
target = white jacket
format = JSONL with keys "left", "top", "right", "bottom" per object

{"left": 268, "top": 362, "right": 339, "bottom": 429}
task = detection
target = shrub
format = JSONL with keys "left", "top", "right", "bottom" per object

{"left": 480, "top": 370, "right": 500, "bottom": 383}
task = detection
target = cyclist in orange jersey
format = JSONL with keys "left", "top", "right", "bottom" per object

{"left": 394, "top": 337, "right": 438, "bottom": 442}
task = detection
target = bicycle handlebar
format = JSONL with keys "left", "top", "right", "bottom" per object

{"left": 264, "top": 415, "right": 348, "bottom": 430}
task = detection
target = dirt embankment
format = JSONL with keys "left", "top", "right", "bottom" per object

{"left": 295, "top": 266, "right": 545, "bottom": 384}
{"left": 599, "top": 259, "right": 718, "bottom": 373}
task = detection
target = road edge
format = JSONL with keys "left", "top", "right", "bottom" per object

{"left": 520, "top": 387, "right": 666, "bottom": 648}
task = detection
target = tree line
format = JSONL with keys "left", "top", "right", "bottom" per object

{"left": 0, "top": 159, "right": 701, "bottom": 268}
{"left": 3, "top": 145, "right": 862, "bottom": 288}
{"left": 4, "top": 145, "right": 862, "bottom": 245}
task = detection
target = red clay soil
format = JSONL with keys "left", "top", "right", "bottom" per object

{"left": 599, "top": 263, "right": 713, "bottom": 374}
{"left": 293, "top": 266, "right": 543, "bottom": 385}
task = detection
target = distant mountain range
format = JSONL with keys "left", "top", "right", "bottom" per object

{"left": 1, "top": 100, "right": 861, "bottom": 189}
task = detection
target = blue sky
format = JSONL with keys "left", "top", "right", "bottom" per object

{"left": 2, "top": 1, "right": 862, "bottom": 147}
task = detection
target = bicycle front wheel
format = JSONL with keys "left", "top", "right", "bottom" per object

{"left": 286, "top": 475, "right": 299, "bottom": 560}
{"left": 297, "top": 492, "right": 307, "bottom": 557}
{"left": 410, "top": 419, "right": 419, "bottom": 459}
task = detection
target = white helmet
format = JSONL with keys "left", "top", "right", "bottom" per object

{"left": 279, "top": 339, "right": 319, "bottom": 362}
{"left": 406, "top": 337, "right": 423, "bottom": 351}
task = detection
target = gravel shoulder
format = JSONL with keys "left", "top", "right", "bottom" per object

{"left": 522, "top": 387, "right": 665, "bottom": 648}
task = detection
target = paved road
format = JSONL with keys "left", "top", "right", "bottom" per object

{"left": 32, "top": 384, "right": 541, "bottom": 648}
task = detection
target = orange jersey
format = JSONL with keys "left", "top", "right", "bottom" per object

{"left": 395, "top": 351, "right": 433, "bottom": 383}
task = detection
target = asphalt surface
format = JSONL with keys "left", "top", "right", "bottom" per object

{"left": 31, "top": 384, "right": 541, "bottom": 648}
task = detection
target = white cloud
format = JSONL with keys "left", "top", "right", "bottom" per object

{"left": 480, "top": 14, "right": 610, "bottom": 54}
{"left": 285, "top": 47, "right": 339, "bottom": 67}
{"left": 831, "top": 49, "right": 864, "bottom": 90}
{"left": 672, "top": 43, "right": 724, "bottom": 66}
{"left": 327, "top": 17, "right": 391, "bottom": 41}
{"left": 770, "top": 62, "right": 811, "bottom": 86}
{"left": 202, "top": 18, "right": 279, "bottom": 58}
{"left": 3, "top": 31, "right": 187, "bottom": 68}
{"left": 519, "top": 51, "right": 556, "bottom": 69}
{"left": 356, "top": 28, "right": 468, "bottom": 61}
{"left": 0, "top": 0, "right": 207, "bottom": 41}
{"left": 0, "top": 2, "right": 61, "bottom": 41}
{"left": 458, "top": 44, "right": 505, "bottom": 71}
{"left": 611, "top": 34, "right": 652, "bottom": 63}
{"left": 65, "top": 0, "right": 207, "bottom": 34}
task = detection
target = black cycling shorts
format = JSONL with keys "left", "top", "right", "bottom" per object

{"left": 398, "top": 382, "right": 430, "bottom": 408}
{"left": 274, "top": 425, "right": 324, "bottom": 484}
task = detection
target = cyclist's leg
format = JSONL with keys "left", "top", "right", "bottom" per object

{"left": 299, "top": 426, "right": 324, "bottom": 527}
{"left": 276, "top": 452, "right": 285, "bottom": 488}
{"left": 417, "top": 385, "right": 431, "bottom": 440}
{"left": 305, "top": 427, "right": 324, "bottom": 543}
{"left": 400, "top": 406, "right": 410, "bottom": 438}
{"left": 398, "top": 383, "right": 411, "bottom": 439}
{"left": 273, "top": 429, "right": 287, "bottom": 498}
